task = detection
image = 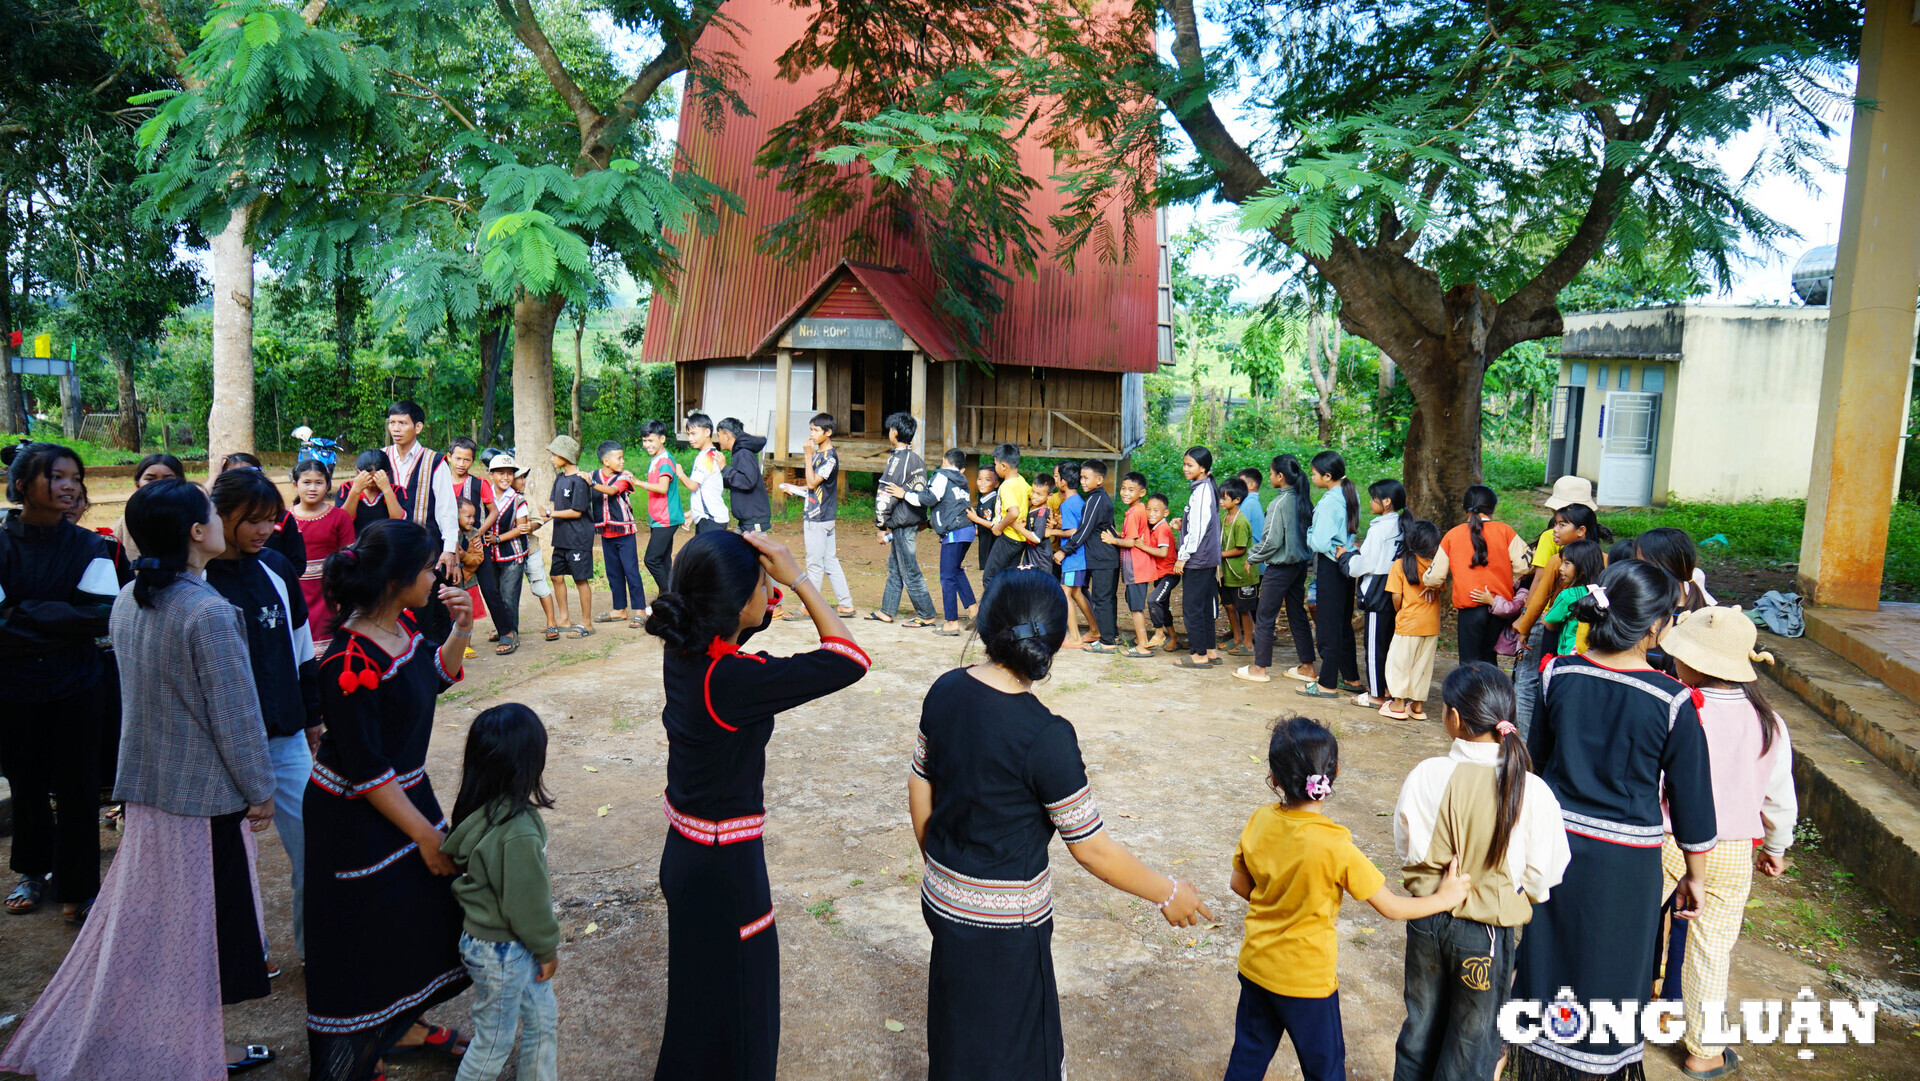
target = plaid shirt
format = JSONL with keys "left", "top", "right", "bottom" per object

{"left": 109, "top": 575, "right": 275, "bottom": 816}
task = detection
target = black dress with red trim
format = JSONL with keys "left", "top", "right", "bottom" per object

{"left": 1511, "top": 654, "right": 1717, "bottom": 1081}
{"left": 303, "top": 612, "right": 469, "bottom": 1081}
{"left": 654, "top": 611, "right": 870, "bottom": 1081}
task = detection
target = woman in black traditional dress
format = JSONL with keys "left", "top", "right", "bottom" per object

{"left": 909, "top": 569, "right": 1211, "bottom": 1081}
{"left": 1514, "top": 559, "right": 1717, "bottom": 1081}
{"left": 304, "top": 520, "right": 476, "bottom": 1080}
{"left": 643, "top": 529, "right": 870, "bottom": 1080}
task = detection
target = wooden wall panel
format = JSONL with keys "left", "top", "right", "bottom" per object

{"left": 823, "top": 354, "right": 854, "bottom": 433}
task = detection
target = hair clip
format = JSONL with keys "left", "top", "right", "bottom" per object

{"left": 1008, "top": 621, "right": 1047, "bottom": 641}
{"left": 1585, "top": 583, "right": 1610, "bottom": 609}
{"left": 1305, "top": 773, "right": 1332, "bottom": 800}
{"left": 1494, "top": 720, "right": 1517, "bottom": 738}
{"left": 132, "top": 556, "right": 166, "bottom": 571}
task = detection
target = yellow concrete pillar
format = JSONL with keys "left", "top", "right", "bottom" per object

{"left": 1796, "top": 0, "right": 1920, "bottom": 609}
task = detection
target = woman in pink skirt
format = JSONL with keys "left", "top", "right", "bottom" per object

{"left": 1, "top": 478, "right": 282, "bottom": 1080}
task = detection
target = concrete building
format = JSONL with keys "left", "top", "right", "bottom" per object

{"left": 1547, "top": 304, "right": 1834, "bottom": 506}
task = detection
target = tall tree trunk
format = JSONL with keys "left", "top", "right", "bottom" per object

{"left": 1397, "top": 285, "right": 1494, "bottom": 527}
{"left": 1306, "top": 310, "right": 1340, "bottom": 446}
{"left": 570, "top": 313, "right": 583, "bottom": 443}
{"left": 110, "top": 342, "right": 141, "bottom": 450}
{"left": 0, "top": 217, "right": 20, "bottom": 434}
{"left": 513, "top": 293, "right": 565, "bottom": 513}
{"left": 206, "top": 208, "right": 255, "bottom": 467}
{"left": 478, "top": 306, "right": 508, "bottom": 446}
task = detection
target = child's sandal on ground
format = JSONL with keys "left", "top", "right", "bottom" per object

{"left": 1378, "top": 703, "right": 1409, "bottom": 720}
{"left": 543, "top": 626, "right": 562, "bottom": 641}
{"left": 1085, "top": 642, "right": 1119, "bottom": 653}
{"left": 1225, "top": 645, "right": 1251, "bottom": 657}
{"left": 1337, "top": 679, "right": 1365, "bottom": 693}
{"left": 592, "top": 612, "right": 624, "bottom": 623}
{"left": 1408, "top": 708, "right": 1429, "bottom": 721}
{"left": 1280, "top": 664, "right": 1317, "bottom": 683}
{"left": 495, "top": 633, "right": 518, "bottom": 655}
{"left": 1296, "top": 683, "right": 1342, "bottom": 698}
{"left": 5, "top": 876, "right": 45, "bottom": 914}
{"left": 904, "top": 618, "right": 937, "bottom": 628}
{"left": 835, "top": 606, "right": 858, "bottom": 616}
{"left": 566, "top": 624, "right": 593, "bottom": 639}
{"left": 1232, "top": 666, "right": 1271, "bottom": 683}
{"left": 863, "top": 612, "right": 893, "bottom": 623}
{"left": 1171, "top": 656, "right": 1211, "bottom": 669}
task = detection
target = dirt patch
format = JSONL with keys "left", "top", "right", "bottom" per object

{"left": 6, "top": 520, "right": 1918, "bottom": 1080}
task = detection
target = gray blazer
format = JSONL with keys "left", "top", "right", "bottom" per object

{"left": 110, "top": 574, "right": 275, "bottom": 816}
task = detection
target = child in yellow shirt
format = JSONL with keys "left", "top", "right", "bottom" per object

{"left": 1226, "top": 717, "right": 1469, "bottom": 1081}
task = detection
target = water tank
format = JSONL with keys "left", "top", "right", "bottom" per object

{"left": 1792, "top": 244, "right": 1836, "bottom": 305}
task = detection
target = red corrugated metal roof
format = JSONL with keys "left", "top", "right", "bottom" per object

{"left": 640, "top": 0, "right": 1158, "bottom": 374}
{"left": 749, "top": 260, "right": 960, "bottom": 360}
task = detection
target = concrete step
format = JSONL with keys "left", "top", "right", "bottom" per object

{"left": 1763, "top": 664, "right": 1920, "bottom": 920}
{"left": 1766, "top": 631, "right": 1920, "bottom": 791}
{"left": 1805, "top": 602, "right": 1920, "bottom": 711}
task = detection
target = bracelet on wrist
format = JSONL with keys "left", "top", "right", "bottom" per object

{"left": 1156, "top": 878, "right": 1181, "bottom": 911}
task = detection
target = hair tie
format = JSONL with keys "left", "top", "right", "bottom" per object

{"left": 1009, "top": 621, "right": 1047, "bottom": 641}
{"left": 1305, "top": 774, "right": 1332, "bottom": 800}
{"left": 341, "top": 549, "right": 360, "bottom": 566}
{"left": 132, "top": 556, "right": 167, "bottom": 572}
{"left": 1585, "top": 583, "right": 1610, "bottom": 609}
{"left": 1495, "top": 720, "right": 1517, "bottom": 738}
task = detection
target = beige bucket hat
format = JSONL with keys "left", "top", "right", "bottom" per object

{"left": 546, "top": 435, "right": 581, "bottom": 464}
{"left": 1544, "top": 475, "right": 1598, "bottom": 511}
{"left": 1659, "top": 606, "right": 1775, "bottom": 683}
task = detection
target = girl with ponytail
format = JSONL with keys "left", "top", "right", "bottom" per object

{"left": 1391, "top": 662, "right": 1569, "bottom": 1081}
{"left": 4, "top": 475, "right": 282, "bottom": 1076}
{"left": 913, "top": 568, "right": 1211, "bottom": 1077}
{"left": 1297, "top": 451, "right": 1360, "bottom": 697}
{"left": 1654, "top": 606, "right": 1798, "bottom": 1078}
{"left": 646, "top": 529, "right": 869, "bottom": 1079}
{"left": 1424, "top": 485, "right": 1529, "bottom": 666}
{"left": 1513, "top": 558, "right": 1719, "bottom": 1081}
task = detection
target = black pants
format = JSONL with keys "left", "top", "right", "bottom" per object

{"left": 1, "top": 684, "right": 103, "bottom": 902}
{"left": 478, "top": 558, "right": 524, "bottom": 638}
{"left": 981, "top": 532, "right": 1024, "bottom": 588}
{"left": 1393, "top": 914, "right": 1515, "bottom": 1081}
{"left": 1086, "top": 567, "right": 1119, "bottom": 644}
{"left": 1148, "top": 574, "right": 1180, "bottom": 629}
{"left": 694, "top": 519, "right": 728, "bottom": 535}
{"left": 211, "top": 809, "right": 272, "bottom": 1005}
{"left": 1223, "top": 976, "right": 1344, "bottom": 1081}
{"left": 1456, "top": 605, "right": 1501, "bottom": 665}
{"left": 1314, "top": 554, "right": 1358, "bottom": 690}
{"left": 1360, "top": 602, "right": 1394, "bottom": 698}
{"left": 1253, "top": 561, "right": 1314, "bottom": 669}
{"left": 646, "top": 526, "right": 676, "bottom": 596}
{"left": 1181, "top": 569, "right": 1218, "bottom": 656}
{"left": 603, "top": 532, "right": 646, "bottom": 611}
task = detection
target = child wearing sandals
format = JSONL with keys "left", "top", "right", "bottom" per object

{"left": 1383, "top": 520, "right": 1442, "bottom": 720}
{"left": 1391, "top": 663, "right": 1569, "bottom": 1081}
{"left": 1226, "top": 716, "right": 1471, "bottom": 1081}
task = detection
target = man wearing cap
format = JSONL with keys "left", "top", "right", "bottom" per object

{"left": 547, "top": 435, "right": 596, "bottom": 635}
{"left": 1510, "top": 475, "right": 1599, "bottom": 730}
{"left": 479, "top": 453, "right": 532, "bottom": 653}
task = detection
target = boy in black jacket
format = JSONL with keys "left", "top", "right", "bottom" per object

{"left": 714, "top": 417, "right": 771, "bottom": 531}
{"left": 872, "top": 412, "right": 936, "bottom": 625}
{"left": 1060, "top": 460, "right": 1120, "bottom": 649}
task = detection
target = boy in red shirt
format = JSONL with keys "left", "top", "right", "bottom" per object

{"left": 1101, "top": 471, "right": 1160, "bottom": 657}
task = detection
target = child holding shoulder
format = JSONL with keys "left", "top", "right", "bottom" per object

{"left": 1219, "top": 479, "right": 1259, "bottom": 657}
{"left": 1656, "top": 607, "right": 1796, "bottom": 1080}
{"left": 1391, "top": 663, "right": 1570, "bottom": 1081}
{"left": 1538, "top": 538, "right": 1605, "bottom": 658}
{"left": 1101, "top": 471, "right": 1159, "bottom": 658}
{"left": 1383, "top": 519, "right": 1442, "bottom": 720}
{"left": 444, "top": 703, "right": 561, "bottom": 1081}
{"left": 1226, "top": 717, "right": 1470, "bottom": 1081}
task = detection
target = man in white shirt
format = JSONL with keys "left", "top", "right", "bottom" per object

{"left": 676, "top": 412, "right": 730, "bottom": 534}
{"left": 382, "top": 400, "right": 459, "bottom": 637}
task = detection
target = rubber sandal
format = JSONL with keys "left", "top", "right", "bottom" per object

{"left": 1171, "top": 656, "right": 1211, "bottom": 669}
{"left": 1281, "top": 665, "right": 1318, "bottom": 683}
{"left": 1378, "top": 703, "right": 1409, "bottom": 720}
{"left": 496, "top": 633, "right": 518, "bottom": 655}
{"left": 543, "top": 626, "right": 561, "bottom": 641}
{"left": 1086, "top": 643, "right": 1119, "bottom": 653}
{"left": 1408, "top": 709, "right": 1429, "bottom": 721}
{"left": 463, "top": 646, "right": 478, "bottom": 659}
{"left": 1162, "top": 640, "right": 1182, "bottom": 653}
{"left": 779, "top": 612, "right": 809, "bottom": 621}
{"left": 1208, "top": 656, "right": 1225, "bottom": 666}
{"left": 568, "top": 625, "right": 595, "bottom": 638}
{"left": 392, "top": 1025, "right": 468, "bottom": 1060}
{"left": 1681, "top": 1048, "right": 1740, "bottom": 1080}
{"left": 63, "top": 897, "right": 95, "bottom": 925}
{"left": 1123, "top": 648, "right": 1156, "bottom": 658}
{"left": 835, "top": 606, "right": 858, "bottom": 616}
{"left": 227, "top": 1045, "right": 276, "bottom": 1073}
{"left": 628, "top": 618, "right": 647, "bottom": 629}
{"left": 1351, "top": 693, "right": 1378, "bottom": 708}
{"left": 5, "top": 876, "right": 45, "bottom": 915}
{"left": 593, "top": 613, "right": 624, "bottom": 623}
{"left": 486, "top": 631, "right": 499, "bottom": 643}
{"left": 864, "top": 612, "right": 893, "bottom": 623}
{"left": 1225, "top": 645, "right": 1252, "bottom": 657}
{"left": 1296, "top": 683, "right": 1341, "bottom": 698}
{"left": 1337, "top": 679, "right": 1365, "bottom": 693}
{"left": 905, "top": 618, "right": 937, "bottom": 628}
{"left": 265, "top": 960, "right": 282, "bottom": 979}
{"left": 1232, "top": 666, "right": 1271, "bottom": 683}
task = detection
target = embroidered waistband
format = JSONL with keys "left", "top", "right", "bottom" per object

{"left": 310, "top": 762, "right": 426, "bottom": 799}
{"left": 922, "top": 855, "right": 1053, "bottom": 929}
{"left": 1562, "top": 810, "right": 1664, "bottom": 848}
{"left": 663, "top": 793, "right": 765, "bottom": 846}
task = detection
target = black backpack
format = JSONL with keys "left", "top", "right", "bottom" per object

{"left": 928, "top": 468, "right": 971, "bottom": 535}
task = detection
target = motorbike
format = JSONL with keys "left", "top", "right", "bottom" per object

{"left": 291, "top": 425, "right": 342, "bottom": 469}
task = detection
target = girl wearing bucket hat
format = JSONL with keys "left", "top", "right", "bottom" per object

{"left": 1656, "top": 606, "right": 1798, "bottom": 1081}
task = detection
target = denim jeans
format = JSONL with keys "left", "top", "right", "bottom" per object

{"left": 1513, "top": 624, "right": 1546, "bottom": 739}
{"left": 1392, "top": 913, "right": 1516, "bottom": 1081}
{"left": 456, "top": 933, "right": 558, "bottom": 1081}
{"left": 479, "top": 557, "right": 525, "bottom": 638}
{"left": 266, "top": 732, "right": 311, "bottom": 957}
{"left": 937, "top": 540, "right": 975, "bottom": 621}
{"left": 1224, "top": 975, "right": 1345, "bottom": 1081}
{"left": 880, "top": 527, "right": 935, "bottom": 619}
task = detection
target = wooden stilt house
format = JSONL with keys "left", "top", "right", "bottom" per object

{"left": 640, "top": 0, "right": 1169, "bottom": 485}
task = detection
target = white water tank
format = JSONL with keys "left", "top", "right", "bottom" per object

{"left": 1792, "top": 244, "right": 1836, "bottom": 305}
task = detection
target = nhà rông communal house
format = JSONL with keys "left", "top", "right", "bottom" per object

{"left": 640, "top": 0, "right": 1167, "bottom": 485}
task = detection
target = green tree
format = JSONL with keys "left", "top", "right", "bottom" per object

{"left": 813, "top": 0, "right": 1855, "bottom": 523}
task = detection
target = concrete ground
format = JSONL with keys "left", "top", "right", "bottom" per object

{"left": 4, "top": 519, "right": 1919, "bottom": 1080}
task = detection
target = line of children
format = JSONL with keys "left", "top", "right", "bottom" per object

{"left": 480, "top": 453, "right": 532, "bottom": 655}
{"left": 1219, "top": 478, "right": 1258, "bottom": 656}
{"left": 587, "top": 439, "right": 644, "bottom": 626}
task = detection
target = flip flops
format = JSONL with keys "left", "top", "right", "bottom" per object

{"left": 904, "top": 618, "right": 937, "bottom": 628}
{"left": 226, "top": 1045, "right": 276, "bottom": 1073}
{"left": 863, "top": 612, "right": 894, "bottom": 624}
{"left": 1123, "top": 648, "right": 1156, "bottom": 658}
{"left": 1086, "top": 643, "right": 1119, "bottom": 653}
{"left": 1378, "top": 702, "right": 1410, "bottom": 720}
{"left": 1171, "top": 656, "right": 1211, "bottom": 669}
{"left": 1232, "top": 666, "right": 1271, "bottom": 683}
{"left": 543, "top": 626, "right": 562, "bottom": 641}
{"left": 592, "top": 613, "right": 624, "bottom": 623}
{"left": 566, "top": 625, "right": 593, "bottom": 639}
{"left": 934, "top": 628, "right": 963, "bottom": 637}
{"left": 1296, "top": 683, "right": 1342, "bottom": 699}
{"left": 1281, "top": 665, "right": 1318, "bottom": 683}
